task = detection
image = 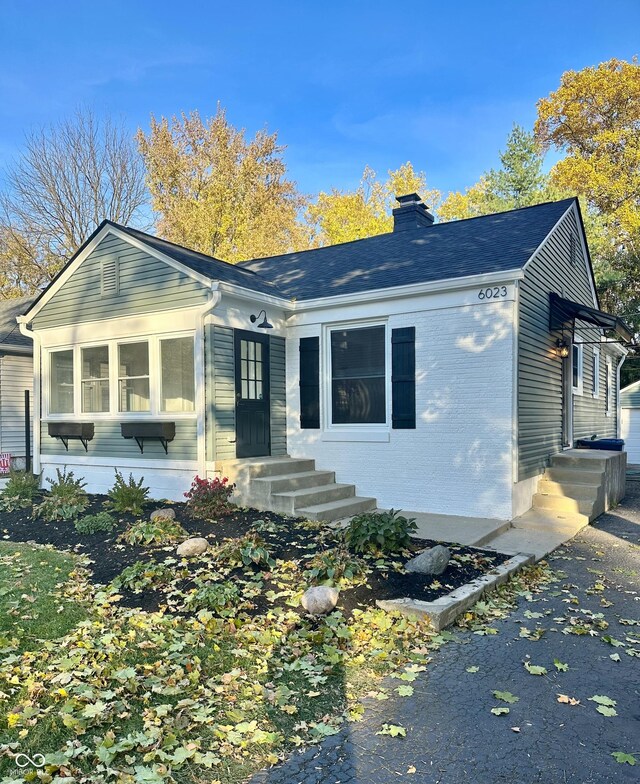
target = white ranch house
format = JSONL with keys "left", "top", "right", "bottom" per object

{"left": 17, "top": 195, "right": 631, "bottom": 521}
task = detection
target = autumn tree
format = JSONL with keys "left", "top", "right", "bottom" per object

{"left": 535, "top": 57, "right": 640, "bottom": 242}
{"left": 138, "top": 108, "right": 306, "bottom": 261}
{"left": 0, "top": 109, "right": 148, "bottom": 299}
{"left": 439, "top": 125, "right": 552, "bottom": 221}
{"left": 306, "top": 162, "right": 440, "bottom": 246}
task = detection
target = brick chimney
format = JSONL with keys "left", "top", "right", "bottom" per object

{"left": 392, "top": 193, "right": 435, "bottom": 232}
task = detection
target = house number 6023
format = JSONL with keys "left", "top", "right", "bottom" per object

{"left": 477, "top": 286, "right": 508, "bottom": 300}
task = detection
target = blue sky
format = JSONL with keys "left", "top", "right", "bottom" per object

{"left": 1, "top": 0, "right": 638, "bottom": 203}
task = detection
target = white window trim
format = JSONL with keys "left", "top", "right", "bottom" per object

{"left": 322, "top": 319, "right": 391, "bottom": 436}
{"left": 43, "top": 330, "right": 197, "bottom": 420}
{"left": 572, "top": 340, "right": 584, "bottom": 396}
{"left": 592, "top": 347, "right": 600, "bottom": 399}
{"left": 605, "top": 357, "right": 613, "bottom": 417}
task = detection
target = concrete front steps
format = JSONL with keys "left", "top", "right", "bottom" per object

{"left": 531, "top": 449, "right": 625, "bottom": 524}
{"left": 217, "top": 456, "right": 376, "bottom": 522}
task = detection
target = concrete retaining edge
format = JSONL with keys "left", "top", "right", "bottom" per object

{"left": 376, "top": 552, "right": 535, "bottom": 631}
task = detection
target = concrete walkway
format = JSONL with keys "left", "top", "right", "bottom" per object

{"left": 251, "top": 483, "right": 640, "bottom": 784}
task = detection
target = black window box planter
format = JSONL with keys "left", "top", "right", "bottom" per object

{"left": 121, "top": 421, "right": 176, "bottom": 454}
{"left": 47, "top": 422, "right": 95, "bottom": 452}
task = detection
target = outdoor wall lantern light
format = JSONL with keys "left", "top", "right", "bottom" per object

{"left": 250, "top": 310, "right": 273, "bottom": 329}
{"left": 555, "top": 337, "right": 570, "bottom": 358}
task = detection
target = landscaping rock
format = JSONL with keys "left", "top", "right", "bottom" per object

{"left": 301, "top": 586, "right": 339, "bottom": 615}
{"left": 405, "top": 545, "right": 451, "bottom": 575}
{"left": 177, "top": 537, "right": 209, "bottom": 557}
{"left": 151, "top": 508, "right": 176, "bottom": 521}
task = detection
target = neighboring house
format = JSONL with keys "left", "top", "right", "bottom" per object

{"left": 18, "top": 195, "right": 630, "bottom": 519}
{"left": 0, "top": 296, "right": 35, "bottom": 471}
{"left": 621, "top": 380, "right": 640, "bottom": 464}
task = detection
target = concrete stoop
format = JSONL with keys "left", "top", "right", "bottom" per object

{"left": 216, "top": 456, "right": 376, "bottom": 522}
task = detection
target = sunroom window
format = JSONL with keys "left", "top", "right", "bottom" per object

{"left": 50, "top": 349, "right": 74, "bottom": 414}
{"left": 331, "top": 326, "right": 386, "bottom": 424}
{"left": 118, "top": 342, "right": 150, "bottom": 412}
{"left": 81, "top": 345, "right": 110, "bottom": 413}
{"left": 161, "top": 337, "right": 195, "bottom": 412}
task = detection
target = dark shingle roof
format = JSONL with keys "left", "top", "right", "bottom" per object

{"left": 109, "top": 222, "right": 286, "bottom": 298}
{"left": 239, "top": 198, "right": 576, "bottom": 301}
{"left": 0, "top": 295, "right": 36, "bottom": 350}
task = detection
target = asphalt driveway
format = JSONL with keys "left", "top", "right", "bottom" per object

{"left": 251, "top": 482, "right": 640, "bottom": 784}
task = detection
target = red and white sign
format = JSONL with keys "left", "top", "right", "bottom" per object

{"left": 0, "top": 453, "right": 11, "bottom": 474}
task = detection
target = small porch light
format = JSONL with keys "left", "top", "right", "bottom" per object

{"left": 555, "top": 338, "right": 570, "bottom": 358}
{"left": 250, "top": 309, "right": 273, "bottom": 329}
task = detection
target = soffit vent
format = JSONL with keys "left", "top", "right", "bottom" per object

{"left": 101, "top": 257, "right": 120, "bottom": 296}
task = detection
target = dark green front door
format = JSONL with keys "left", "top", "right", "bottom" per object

{"left": 235, "top": 330, "right": 271, "bottom": 458}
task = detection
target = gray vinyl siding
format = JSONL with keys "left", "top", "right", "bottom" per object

{"left": 31, "top": 234, "right": 210, "bottom": 330}
{"left": 517, "top": 208, "right": 610, "bottom": 480}
{"left": 40, "top": 419, "right": 197, "bottom": 461}
{"left": 621, "top": 382, "right": 640, "bottom": 408}
{"left": 269, "top": 336, "right": 287, "bottom": 456}
{"left": 573, "top": 346, "right": 619, "bottom": 441}
{"left": 208, "top": 326, "right": 236, "bottom": 461}
{"left": 0, "top": 354, "right": 33, "bottom": 457}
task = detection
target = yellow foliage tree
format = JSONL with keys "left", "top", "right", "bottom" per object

{"left": 138, "top": 108, "right": 307, "bottom": 261}
{"left": 306, "top": 163, "right": 440, "bottom": 246}
{"left": 535, "top": 58, "right": 640, "bottom": 242}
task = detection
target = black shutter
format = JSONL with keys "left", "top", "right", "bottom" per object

{"left": 392, "top": 327, "right": 416, "bottom": 429}
{"left": 299, "top": 337, "right": 320, "bottom": 429}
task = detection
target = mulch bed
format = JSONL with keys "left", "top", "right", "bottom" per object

{"left": 0, "top": 495, "right": 509, "bottom": 616}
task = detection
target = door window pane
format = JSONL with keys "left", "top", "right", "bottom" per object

{"left": 161, "top": 337, "right": 195, "bottom": 412}
{"left": 239, "top": 339, "right": 265, "bottom": 400}
{"left": 331, "top": 326, "right": 386, "bottom": 424}
{"left": 50, "top": 350, "right": 74, "bottom": 414}
{"left": 81, "top": 345, "right": 109, "bottom": 413}
{"left": 118, "top": 342, "right": 150, "bottom": 411}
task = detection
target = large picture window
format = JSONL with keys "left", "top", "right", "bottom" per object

{"left": 50, "top": 350, "right": 74, "bottom": 414}
{"left": 161, "top": 337, "right": 195, "bottom": 412}
{"left": 118, "top": 342, "right": 150, "bottom": 412}
{"left": 81, "top": 345, "right": 110, "bottom": 413}
{"left": 331, "top": 326, "right": 386, "bottom": 424}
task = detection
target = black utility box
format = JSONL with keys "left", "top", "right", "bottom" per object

{"left": 576, "top": 438, "right": 624, "bottom": 452}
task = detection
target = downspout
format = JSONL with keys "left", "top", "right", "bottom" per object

{"left": 196, "top": 284, "right": 222, "bottom": 478}
{"left": 616, "top": 351, "right": 626, "bottom": 440}
{"left": 16, "top": 317, "right": 40, "bottom": 476}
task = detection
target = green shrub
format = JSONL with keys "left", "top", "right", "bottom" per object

{"left": 112, "top": 560, "right": 173, "bottom": 591}
{"left": 0, "top": 470, "right": 40, "bottom": 512}
{"left": 184, "top": 475, "right": 235, "bottom": 519}
{"left": 215, "top": 534, "right": 274, "bottom": 570}
{"left": 105, "top": 470, "right": 150, "bottom": 515}
{"left": 121, "top": 517, "right": 187, "bottom": 546}
{"left": 344, "top": 509, "right": 417, "bottom": 554}
{"left": 74, "top": 511, "right": 117, "bottom": 535}
{"left": 305, "top": 546, "right": 366, "bottom": 586}
{"left": 34, "top": 468, "right": 89, "bottom": 522}
{"left": 184, "top": 580, "right": 239, "bottom": 613}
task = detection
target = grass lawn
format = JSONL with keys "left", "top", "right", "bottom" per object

{"left": 0, "top": 542, "right": 89, "bottom": 653}
{"left": 0, "top": 494, "right": 552, "bottom": 783}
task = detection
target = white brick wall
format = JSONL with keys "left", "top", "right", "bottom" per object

{"left": 286, "top": 298, "right": 516, "bottom": 520}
